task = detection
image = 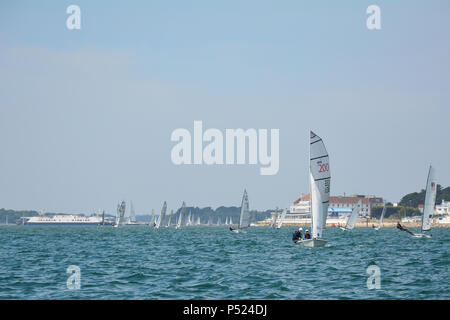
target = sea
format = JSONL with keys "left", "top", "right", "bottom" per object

{"left": 0, "top": 225, "right": 448, "bottom": 300}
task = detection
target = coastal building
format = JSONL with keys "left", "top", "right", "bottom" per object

{"left": 264, "top": 193, "right": 384, "bottom": 225}
{"left": 419, "top": 200, "right": 450, "bottom": 215}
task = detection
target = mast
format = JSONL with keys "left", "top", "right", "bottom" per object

{"left": 309, "top": 131, "right": 331, "bottom": 239}
{"left": 422, "top": 165, "right": 437, "bottom": 232}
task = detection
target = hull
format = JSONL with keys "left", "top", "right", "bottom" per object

{"left": 339, "top": 227, "right": 352, "bottom": 231}
{"left": 374, "top": 227, "right": 381, "bottom": 231}
{"left": 296, "top": 239, "right": 327, "bottom": 248}
{"left": 412, "top": 233, "right": 432, "bottom": 238}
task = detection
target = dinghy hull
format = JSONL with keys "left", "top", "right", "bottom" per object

{"left": 296, "top": 239, "right": 327, "bottom": 248}
{"left": 412, "top": 233, "right": 432, "bottom": 238}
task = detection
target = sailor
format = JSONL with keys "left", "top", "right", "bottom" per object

{"left": 396, "top": 222, "right": 405, "bottom": 231}
{"left": 229, "top": 226, "right": 235, "bottom": 231}
{"left": 292, "top": 227, "right": 303, "bottom": 243}
{"left": 304, "top": 229, "right": 311, "bottom": 239}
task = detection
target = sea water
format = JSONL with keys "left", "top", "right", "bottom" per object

{"left": 0, "top": 226, "right": 448, "bottom": 299}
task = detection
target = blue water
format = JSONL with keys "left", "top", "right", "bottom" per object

{"left": 0, "top": 226, "right": 448, "bottom": 300}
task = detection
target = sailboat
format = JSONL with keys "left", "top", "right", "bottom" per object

{"left": 297, "top": 131, "right": 331, "bottom": 248}
{"left": 125, "top": 201, "right": 140, "bottom": 225}
{"left": 196, "top": 215, "right": 201, "bottom": 226}
{"left": 149, "top": 209, "right": 156, "bottom": 227}
{"left": 176, "top": 202, "right": 186, "bottom": 229}
{"left": 412, "top": 166, "right": 436, "bottom": 238}
{"left": 231, "top": 189, "right": 250, "bottom": 233}
{"left": 186, "top": 211, "right": 192, "bottom": 226}
{"left": 229, "top": 216, "right": 233, "bottom": 225}
{"left": 276, "top": 209, "right": 287, "bottom": 229}
{"left": 114, "top": 201, "right": 126, "bottom": 228}
{"left": 374, "top": 202, "right": 386, "bottom": 231}
{"left": 207, "top": 216, "right": 213, "bottom": 226}
{"left": 155, "top": 201, "right": 167, "bottom": 229}
{"left": 339, "top": 199, "right": 362, "bottom": 231}
{"left": 269, "top": 213, "right": 276, "bottom": 228}
{"left": 166, "top": 210, "right": 173, "bottom": 227}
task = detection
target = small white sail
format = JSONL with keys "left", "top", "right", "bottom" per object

{"left": 207, "top": 216, "right": 213, "bottom": 226}
{"left": 238, "top": 189, "right": 250, "bottom": 229}
{"left": 176, "top": 202, "right": 186, "bottom": 229}
{"left": 155, "top": 201, "right": 167, "bottom": 229}
{"left": 196, "top": 215, "right": 201, "bottom": 226}
{"left": 376, "top": 202, "right": 387, "bottom": 230}
{"left": 130, "top": 201, "right": 136, "bottom": 223}
{"left": 115, "top": 201, "right": 126, "bottom": 227}
{"left": 277, "top": 209, "right": 287, "bottom": 229}
{"left": 229, "top": 216, "right": 233, "bottom": 225}
{"left": 150, "top": 209, "right": 155, "bottom": 226}
{"left": 422, "top": 165, "right": 437, "bottom": 232}
{"left": 343, "top": 199, "right": 362, "bottom": 230}
{"left": 167, "top": 210, "right": 173, "bottom": 227}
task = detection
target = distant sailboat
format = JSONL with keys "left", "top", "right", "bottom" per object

{"left": 125, "top": 201, "right": 140, "bottom": 225}
{"left": 231, "top": 189, "right": 250, "bottom": 233}
{"left": 412, "top": 166, "right": 436, "bottom": 238}
{"left": 207, "top": 216, "right": 213, "bottom": 226}
{"left": 297, "top": 131, "right": 331, "bottom": 247}
{"left": 114, "top": 201, "right": 126, "bottom": 228}
{"left": 340, "top": 199, "right": 362, "bottom": 231}
{"left": 167, "top": 210, "right": 173, "bottom": 227}
{"left": 217, "top": 217, "right": 222, "bottom": 226}
{"left": 276, "top": 209, "right": 287, "bottom": 229}
{"left": 269, "top": 214, "right": 276, "bottom": 228}
{"left": 229, "top": 216, "right": 233, "bottom": 225}
{"left": 196, "top": 215, "right": 201, "bottom": 226}
{"left": 149, "top": 209, "right": 156, "bottom": 227}
{"left": 176, "top": 202, "right": 186, "bottom": 229}
{"left": 374, "top": 202, "right": 387, "bottom": 231}
{"left": 155, "top": 201, "right": 167, "bottom": 229}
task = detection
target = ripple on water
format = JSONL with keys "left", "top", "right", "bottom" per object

{"left": 0, "top": 226, "right": 449, "bottom": 299}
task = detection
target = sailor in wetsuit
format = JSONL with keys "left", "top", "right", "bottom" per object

{"left": 304, "top": 229, "right": 312, "bottom": 239}
{"left": 292, "top": 227, "right": 303, "bottom": 243}
{"left": 229, "top": 226, "right": 235, "bottom": 231}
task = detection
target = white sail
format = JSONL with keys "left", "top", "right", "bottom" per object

{"left": 196, "top": 215, "right": 201, "bottom": 225}
{"left": 187, "top": 211, "right": 192, "bottom": 226}
{"left": 422, "top": 166, "right": 437, "bottom": 232}
{"left": 115, "top": 201, "right": 126, "bottom": 226}
{"left": 309, "top": 131, "right": 331, "bottom": 239}
{"left": 239, "top": 189, "right": 250, "bottom": 229}
{"left": 150, "top": 209, "right": 155, "bottom": 226}
{"left": 176, "top": 202, "right": 186, "bottom": 229}
{"left": 277, "top": 209, "right": 287, "bottom": 229}
{"left": 130, "top": 201, "right": 136, "bottom": 223}
{"left": 156, "top": 201, "right": 167, "bottom": 229}
{"left": 378, "top": 202, "right": 387, "bottom": 228}
{"left": 345, "top": 199, "right": 362, "bottom": 230}
{"left": 167, "top": 210, "right": 173, "bottom": 227}
{"left": 217, "top": 217, "right": 222, "bottom": 226}
{"left": 230, "top": 216, "right": 233, "bottom": 225}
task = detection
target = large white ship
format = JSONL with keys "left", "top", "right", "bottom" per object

{"left": 23, "top": 214, "right": 103, "bottom": 226}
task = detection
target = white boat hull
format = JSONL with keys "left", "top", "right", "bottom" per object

{"left": 412, "top": 233, "right": 432, "bottom": 238}
{"left": 296, "top": 239, "right": 327, "bottom": 248}
{"left": 339, "top": 227, "right": 352, "bottom": 231}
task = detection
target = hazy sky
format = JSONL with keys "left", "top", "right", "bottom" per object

{"left": 0, "top": 1, "right": 449, "bottom": 214}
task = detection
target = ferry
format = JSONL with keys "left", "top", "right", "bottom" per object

{"left": 23, "top": 215, "right": 104, "bottom": 226}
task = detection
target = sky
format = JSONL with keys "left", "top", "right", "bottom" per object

{"left": 0, "top": 1, "right": 449, "bottom": 214}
